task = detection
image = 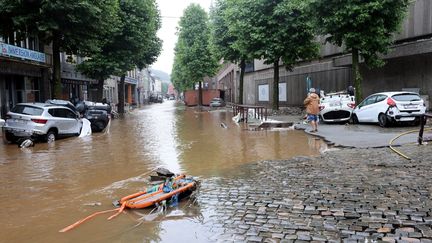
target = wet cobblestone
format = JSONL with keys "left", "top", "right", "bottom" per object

{"left": 197, "top": 144, "right": 432, "bottom": 242}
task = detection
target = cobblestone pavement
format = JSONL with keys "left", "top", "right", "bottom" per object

{"left": 197, "top": 144, "right": 432, "bottom": 242}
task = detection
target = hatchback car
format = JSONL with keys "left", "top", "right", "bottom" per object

{"left": 351, "top": 91, "right": 426, "bottom": 127}
{"left": 209, "top": 97, "right": 225, "bottom": 107}
{"left": 319, "top": 92, "right": 355, "bottom": 123}
{"left": 2, "top": 103, "right": 83, "bottom": 143}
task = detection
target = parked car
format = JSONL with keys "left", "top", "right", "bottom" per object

{"left": 2, "top": 103, "right": 83, "bottom": 143}
{"left": 84, "top": 109, "right": 110, "bottom": 132}
{"left": 351, "top": 91, "right": 426, "bottom": 127}
{"left": 46, "top": 99, "right": 111, "bottom": 133}
{"left": 319, "top": 92, "right": 355, "bottom": 123}
{"left": 209, "top": 97, "right": 225, "bottom": 107}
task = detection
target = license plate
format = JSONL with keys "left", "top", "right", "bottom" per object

{"left": 400, "top": 117, "right": 415, "bottom": 121}
{"left": 404, "top": 105, "right": 417, "bottom": 109}
{"left": 14, "top": 119, "right": 27, "bottom": 124}
{"left": 330, "top": 102, "right": 341, "bottom": 107}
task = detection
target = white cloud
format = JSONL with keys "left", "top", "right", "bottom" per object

{"left": 151, "top": 0, "right": 213, "bottom": 75}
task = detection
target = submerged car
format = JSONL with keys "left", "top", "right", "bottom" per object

{"left": 319, "top": 92, "right": 355, "bottom": 123}
{"left": 351, "top": 91, "right": 426, "bottom": 127}
{"left": 2, "top": 103, "right": 83, "bottom": 143}
{"left": 209, "top": 97, "right": 225, "bottom": 107}
{"left": 46, "top": 99, "right": 111, "bottom": 133}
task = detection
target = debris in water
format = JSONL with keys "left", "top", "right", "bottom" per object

{"left": 83, "top": 202, "right": 102, "bottom": 206}
{"left": 19, "top": 138, "right": 34, "bottom": 148}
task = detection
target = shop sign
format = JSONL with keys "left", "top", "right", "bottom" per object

{"left": 1, "top": 42, "right": 46, "bottom": 63}
{"left": 62, "top": 78, "right": 89, "bottom": 85}
{"left": 125, "top": 77, "right": 138, "bottom": 85}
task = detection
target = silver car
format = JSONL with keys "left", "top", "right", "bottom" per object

{"left": 2, "top": 103, "right": 83, "bottom": 143}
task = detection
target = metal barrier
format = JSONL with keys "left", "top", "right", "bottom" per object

{"left": 418, "top": 113, "right": 432, "bottom": 144}
{"left": 232, "top": 104, "right": 268, "bottom": 123}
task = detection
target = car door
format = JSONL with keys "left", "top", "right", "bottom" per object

{"left": 355, "top": 95, "right": 378, "bottom": 122}
{"left": 63, "top": 108, "right": 82, "bottom": 134}
{"left": 369, "top": 95, "right": 388, "bottom": 123}
{"left": 49, "top": 108, "right": 79, "bottom": 135}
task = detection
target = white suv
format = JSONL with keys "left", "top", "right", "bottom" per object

{"left": 351, "top": 91, "right": 426, "bottom": 127}
{"left": 2, "top": 103, "right": 83, "bottom": 143}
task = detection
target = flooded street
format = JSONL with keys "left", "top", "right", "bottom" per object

{"left": 0, "top": 101, "right": 325, "bottom": 242}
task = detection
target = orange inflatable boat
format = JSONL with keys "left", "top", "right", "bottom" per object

{"left": 59, "top": 174, "right": 197, "bottom": 232}
{"left": 115, "top": 174, "right": 197, "bottom": 209}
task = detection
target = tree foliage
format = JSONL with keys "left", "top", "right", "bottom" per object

{"left": 171, "top": 40, "right": 190, "bottom": 92}
{"left": 225, "top": 0, "right": 318, "bottom": 110}
{"left": 78, "top": 0, "right": 162, "bottom": 104}
{"left": 172, "top": 4, "right": 218, "bottom": 105}
{"left": 0, "top": 0, "right": 120, "bottom": 98}
{"left": 311, "top": 0, "right": 410, "bottom": 103}
{"left": 210, "top": 0, "right": 250, "bottom": 104}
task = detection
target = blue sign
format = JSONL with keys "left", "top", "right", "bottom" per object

{"left": 125, "top": 76, "right": 138, "bottom": 85}
{"left": 1, "top": 43, "right": 46, "bottom": 63}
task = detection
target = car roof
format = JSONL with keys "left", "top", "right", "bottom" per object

{"left": 15, "top": 102, "right": 72, "bottom": 109}
{"left": 369, "top": 91, "right": 420, "bottom": 96}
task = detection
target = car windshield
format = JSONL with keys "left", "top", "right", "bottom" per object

{"left": 11, "top": 105, "right": 43, "bottom": 116}
{"left": 392, "top": 93, "right": 421, "bottom": 102}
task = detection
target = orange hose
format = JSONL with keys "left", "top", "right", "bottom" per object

{"left": 107, "top": 203, "right": 126, "bottom": 220}
{"left": 59, "top": 208, "right": 120, "bottom": 232}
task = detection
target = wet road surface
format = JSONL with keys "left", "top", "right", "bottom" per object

{"left": 0, "top": 101, "right": 325, "bottom": 242}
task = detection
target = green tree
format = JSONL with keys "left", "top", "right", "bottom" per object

{"left": 174, "top": 4, "right": 218, "bottom": 106}
{"left": 171, "top": 39, "right": 190, "bottom": 93}
{"left": 111, "top": 0, "right": 162, "bottom": 114}
{"left": 210, "top": 0, "right": 249, "bottom": 104}
{"left": 226, "top": 0, "right": 318, "bottom": 110}
{"left": 0, "top": 0, "right": 120, "bottom": 99}
{"left": 78, "top": 0, "right": 162, "bottom": 112}
{"left": 311, "top": 0, "right": 410, "bottom": 104}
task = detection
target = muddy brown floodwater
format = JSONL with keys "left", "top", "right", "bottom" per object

{"left": 0, "top": 101, "right": 326, "bottom": 243}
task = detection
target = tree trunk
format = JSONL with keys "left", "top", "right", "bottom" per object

{"left": 198, "top": 81, "right": 203, "bottom": 106}
{"left": 118, "top": 74, "right": 125, "bottom": 114}
{"left": 272, "top": 59, "right": 279, "bottom": 111}
{"left": 95, "top": 78, "right": 105, "bottom": 102}
{"left": 352, "top": 49, "right": 362, "bottom": 105}
{"left": 239, "top": 59, "right": 245, "bottom": 105}
{"left": 52, "top": 35, "right": 62, "bottom": 99}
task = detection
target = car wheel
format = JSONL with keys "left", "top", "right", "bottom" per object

{"left": 350, "top": 114, "right": 359, "bottom": 124}
{"left": 378, "top": 113, "right": 388, "bottom": 127}
{"left": 3, "top": 131, "right": 17, "bottom": 144}
{"left": 45, "top": 130, "right": 56, "bottom": 143}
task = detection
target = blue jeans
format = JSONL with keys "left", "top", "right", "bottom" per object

{"left": 307, "top": 114, "right": 318, "bottom": 122}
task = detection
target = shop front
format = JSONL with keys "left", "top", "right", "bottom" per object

{"left": 0, "top": 42, "right": 50, "bottom": 118}
{"left": 125, "top": 76, "right": 137, "bottom": 106}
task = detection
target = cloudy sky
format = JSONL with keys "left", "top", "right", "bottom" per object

{"left": 151, "top": 0, "right": 213, "bottom": 75}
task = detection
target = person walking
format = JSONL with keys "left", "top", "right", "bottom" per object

{"left": 303, "top": 88, "right": 320, "bottom": 132}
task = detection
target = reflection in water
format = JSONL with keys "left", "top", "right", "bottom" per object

{"left": 0, "top": 101, "right": 325, "bottom": 242}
